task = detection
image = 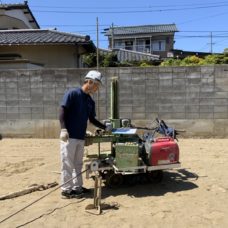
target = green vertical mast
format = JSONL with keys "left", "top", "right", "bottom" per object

{"left": 110, "top": 77, "right": 119, "bottom": 120}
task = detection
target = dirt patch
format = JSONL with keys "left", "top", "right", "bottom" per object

{"left": 0, "top": 138, "right": 228, "bottom": 228}
{"left": 0, "top": 158, "right": 44, "bottom": 177}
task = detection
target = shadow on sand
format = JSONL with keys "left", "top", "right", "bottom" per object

{"left": 99, "top": 168, "right": 199, "bottom": 199}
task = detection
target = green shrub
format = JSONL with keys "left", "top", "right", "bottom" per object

{"left": 180, "top": 55, "right": 202, "bottom": 66}
{"left": 103, "top": 53, "right": 119, "bottom": 67}
{"left": 82, "top": 53, "right": 97, "bottom": 67}
{"left": 160, "top": 54, "right": 227, "bottom": 66}
{"left": 201, "top": 54, "right": 224, "bottom": 65}
{"left": 160, "top": 58, "right": 181, "bottom": 66}
{"left": 83, "top": 52, "right": 119, "bottom": 67}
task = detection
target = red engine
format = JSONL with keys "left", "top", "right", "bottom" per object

{"left": 149, "top": 137, "right": 179, "bottom": 166}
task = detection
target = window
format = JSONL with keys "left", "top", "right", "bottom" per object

{"left": 145, "top": 39, "right": 151, "bottom": 52}
{"left": 125, "top": 40, "right": 133, "bottom": 50}
{"left": 114, "top": 41, "right": 124, "bottom": 49}
{"left": 136, "top": 40, "right": 144, "bottom": 52}
{"left": 135, "top": 39, "right": 151, "bottom": 53}
{"left": 152, "top": 40, "right": 165, "bottom": 51}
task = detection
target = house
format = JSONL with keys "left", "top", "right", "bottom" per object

{"left": 0, "top": 29, "right": 95, "bottom": 69}
{"left": 103, "top": 24, "right": 178, "bottom": 58}
{"left": 0, "top": 1, "right": 39, "bottom": 29}
{"left": 0, "top": 2, "right": 95, "bottom": 69}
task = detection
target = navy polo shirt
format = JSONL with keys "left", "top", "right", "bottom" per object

{"left": 61, "top": 87, "right": 96, "bottom": 140}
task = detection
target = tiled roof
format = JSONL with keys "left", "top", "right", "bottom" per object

{"left": 104, "top": 24, "right": 178, "bottom": 36}
{"left": 0, "top": 2, "right": 40, "bottom": 29}
{"left": 0, "top": 29, "right": 93, "bottom": 45}
{"left": 99, "top": 48, "right": 159, "bottom": 61}
{"left": 0, "top": 2, "right": 28, "bottom": 9}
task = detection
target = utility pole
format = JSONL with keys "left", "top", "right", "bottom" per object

{"left": 96, "top": 17, "right": 100, "bottom": 119}
{"left": 209, "top": 32, "right": 215, "bottom": 54}
{"left": 96, "top": 17, "right": 99, "bottom": 70}
{"left": 111, "top": 23, "right": 114, "bottom": 49}
{"left": 96, "top": 17, "right": 101, "bottom": 155}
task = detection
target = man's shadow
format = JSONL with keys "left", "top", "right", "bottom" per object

{"left": 100, "top": 168, "right": 199, "bottom": 199}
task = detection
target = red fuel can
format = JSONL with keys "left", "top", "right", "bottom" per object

{"left": 149, "top": 137, "right": 179, "bottom": 166}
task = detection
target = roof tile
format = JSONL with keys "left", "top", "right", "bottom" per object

{"left": 0, "top": 29, "right": 90, "bottom": 45}
{"left": 104, "top": 24, "right": 178, "bottom": 36}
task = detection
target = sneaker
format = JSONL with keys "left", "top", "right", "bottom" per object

{"left": 71, "top": 189, "right": 84, "bottom": 198}
{"left": 61, "top": 190, "right": 83, "bottom": 199}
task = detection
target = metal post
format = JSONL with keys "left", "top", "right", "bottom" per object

{"left": 111, "top": 78, "right": 119, "bottom": 119}
{"left": 85, "top": 172, "right": 102, "bottom": 215}
{"left": 96, "top": 17, "right": 101, "bottom": 156}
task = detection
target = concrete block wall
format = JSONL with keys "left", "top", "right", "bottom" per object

{"left": 0, "top": 65, "right": 228, "bottom": 138}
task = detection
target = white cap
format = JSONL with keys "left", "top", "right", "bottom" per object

{"left": 84, "top": 70, "right": 103, "bottom": 85}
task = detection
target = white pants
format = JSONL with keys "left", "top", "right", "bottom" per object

{"left": 60, "top": 138, "right": 85, "bottom": 192}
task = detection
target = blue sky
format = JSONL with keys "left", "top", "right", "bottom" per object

{"left": 3, "top": 0, "right": 228, "bottom": 53}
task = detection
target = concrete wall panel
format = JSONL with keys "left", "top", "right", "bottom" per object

{"left": 0, "top": 66, "right": 228, "bottom": 138}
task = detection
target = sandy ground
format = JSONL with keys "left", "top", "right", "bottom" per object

{"left": 0, "top": 138, "right": 228, "bottom": 228}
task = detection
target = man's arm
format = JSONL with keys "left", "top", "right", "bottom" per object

{"left": 59, "top": 106, "right": 69, "bottom": 142}
{"left": 59, "top": 106, "right": 66, "bottom": 129}
{"left": 89, "top": 116, "right": 106, "bottom": 130}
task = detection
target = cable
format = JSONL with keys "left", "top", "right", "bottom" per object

{"left": 30, "top": 1, "right": 228, "bottom": 10}
{"left": 32, "top": 4, "right": 228, "bottom": 14}
{"left": 0, "top": 168, "right": 89, "bottom": 225}
{"left": 15, "top": 200, "right": 85, "bottom": 228}
{"left": 178, "top": 11, "right": 228, "bottom": 25}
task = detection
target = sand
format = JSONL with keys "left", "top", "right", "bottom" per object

{"left": 0, "top": 138, "right": 228, "bottom": 228}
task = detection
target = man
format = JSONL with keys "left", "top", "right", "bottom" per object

{"left": 59, "top": 70, "right": 107, "bottom": 199}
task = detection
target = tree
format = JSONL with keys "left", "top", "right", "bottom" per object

{"left": 82, "top": 52, "right": 119, "bottom": 67}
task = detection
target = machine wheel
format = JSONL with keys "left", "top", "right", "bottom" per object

{"left": 124, "top": 174, "right": 139, "bottom": 186}
{"left": 138, "top": 173, "right": 149, "bottom": 184}
{"left": 147, "top": 170, "right": 163, "bottom": 183}
{"left": 104, "top": 171, "right": 123, "bottom": 188}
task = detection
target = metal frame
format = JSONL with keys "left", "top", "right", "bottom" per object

{"left": 85, "top": 161, "right": 181, "bottom": 179}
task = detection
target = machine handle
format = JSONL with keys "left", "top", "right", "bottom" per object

{"left": 155, "top": 137, "right": 173, "bottom": 142}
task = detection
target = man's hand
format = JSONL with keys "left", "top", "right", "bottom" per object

{"left": 105, "top": 124, "right": 113, "bottom": 132}
{"left": 60, "top": 129, "right": 69, "bottom": 142}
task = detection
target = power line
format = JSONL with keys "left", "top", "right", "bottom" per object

{"left": 41, "top": 24, "right": 109, "bottom": 27}
{"left": 32, "top": 4, "right": 228, "bottom": 14}
{"left": 30, "top": 1, "right": 228, "bottom": 9}
{"left": 178, "top": 11, "right": 228, "bottom": 25}
{"left": 176, "top": 35, "right": 228, "bottom": 38}
{"left": 178, "top": 31, "right": 228, "bottom": 32}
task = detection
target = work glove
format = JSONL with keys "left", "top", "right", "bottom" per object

{"left": 85, "top": 131, "right": 93, "bottom": 146}
{"left": 60, "top": 129, "right": 69, "bottom": 142}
